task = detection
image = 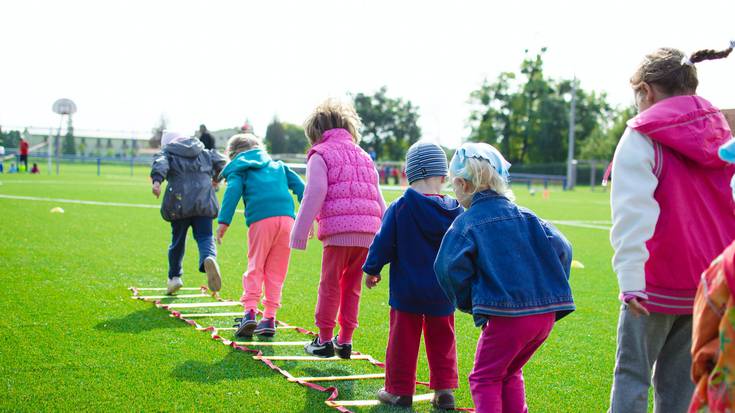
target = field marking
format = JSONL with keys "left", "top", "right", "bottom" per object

{"left": 160, "top": 301, "right": 241, "bottom": 309}
{"left": 288, "top": 373, "right": 385, "bottom": 383}
{"left": 234, "top": 341, "right": 312, "bottom": 347}
{"left": 550, "top": 220, "right": 611, "bottom": 231}
{"left": 326, "top": 393, "right": 435, "bottom": 407}
{"left": 253, "top": 355, "right": 373, "bottom": 361}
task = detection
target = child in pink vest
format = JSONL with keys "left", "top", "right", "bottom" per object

{"left": 609, "top": 43, "right": 735, "bottom": 413}
{"left": 291, "top": 99, "right": 386, "bottom": 358}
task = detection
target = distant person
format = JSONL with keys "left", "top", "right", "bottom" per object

{"left": 150, "top": 131, "right": 226, "bottom": 295}
{"left": 19, "top": 138, "right": 29, "bottom": 172}
{"left": 30, "top": 163, "right": 40, "bottom": 174}
{"left": 9, "top": 163, "right": 18, "bottom": 173}
{"left": 363, "top": 142, "right": 462, "bottom": 410}
{"left": 435, "top": 142, "right": 574, "bottom": 413}
{"left": 368, "top": 146, "right": 377, "bottom": 161}
{"left": 198, "top": 124, "right": 216, "bottom": 150}
{"left": 291, "top": 99, "right": 386, "bottom": 358}
{"left": 216, "top": 133, "right": 304, "bottom": 338}
{"left": 0, "top": 145, "right": 4, "bottom": 173}
{"left": 608, "top": 44, "right": 735, "bottom": 413}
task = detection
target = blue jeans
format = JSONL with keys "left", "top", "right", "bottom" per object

{"left": 168, "top": 216, "right": 216, "bottom": 279}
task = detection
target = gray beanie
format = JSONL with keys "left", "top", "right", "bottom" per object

{"left": 405, "top": 141, "right": 449, "bottom": 184}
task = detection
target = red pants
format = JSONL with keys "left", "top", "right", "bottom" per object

{"left": 385, "top": 308, "right": 459, "bottom": 395}
{"left": 315, "top": 246, "right": 368, "bottom": 344}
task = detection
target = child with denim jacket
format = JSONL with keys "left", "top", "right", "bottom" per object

{"left": 434, "top": 142, "right": 574, "bottom": 413}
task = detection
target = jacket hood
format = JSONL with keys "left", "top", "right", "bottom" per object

{"left": 403, "top": 187, "right": 462, "bottom": 242}
{"left": 164, "top": 138, "right": 204, "bottom": 158}
{"left": 628, "top": 95, "right": 733, "bottom": 168}
{"left": 221, "top": 148, "right": 272, "bottom": 177}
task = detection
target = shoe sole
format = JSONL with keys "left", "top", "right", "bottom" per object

{"left": 304, "top": 346, "right": 335, "bottom": 358}
{"left": 333, "top": 346, "right": 351, "bottom": 359}
{"left": 166, "top": 285, "right": 182, "bottom": 295}
{"left": 203, "top": 258, "right": 222, "bottom": 292}
{"left": 254, "top": 328, "right": 276, "bottom": 337}
{"left": 431, "top": 400, "right": 455, "bottom": 410}
{"left": 235, "top": 322, "right": 257, "bottom": 337}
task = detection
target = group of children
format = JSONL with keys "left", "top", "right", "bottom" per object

{"left": 149, "top": 41, "right": 735, "bottom": 412}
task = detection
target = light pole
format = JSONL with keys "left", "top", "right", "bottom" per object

{"left": 52, "top": 98, "right": 77, "bottom": 176}
{"left": 565, "top": 78, "right": 577, "bottom": 190}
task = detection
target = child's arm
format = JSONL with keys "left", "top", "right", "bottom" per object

{"left": 610, "top": 128, "right": 660, "bottom": 305}
{"left": 541, "top": 220, "right": 573, "bottom": 278}
{"left": 216, "top": 173, "right": 244, "bottom": 243}
{"left": 362, "top": 202, "right": 398, "bottom": 287}
{"left": 150, "top": 152, "right": 169, "bottom": 198}
{"left": 290, "top": 155, "right": 328, "bottom": 250}
{"left": 284, "top": 165, "right": 305, "bottom": 202}
{"left": 434, "top": 226, "right": 476, "bottom": 313}
{"left": 211, "top": 150, "right": 227, "bottom": 182}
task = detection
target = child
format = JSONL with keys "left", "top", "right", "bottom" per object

{"left": 434, "top": 142, "right": 574, "bottom": 413}
{"left": 363, "top": 141, "right": 462, "bottom": 410}
{"left": 150, "top": 131, "right": 226, "bottom": 295}
{"left": 30, "top": 163, "right": 40, "bottom": 174}
{"left": 608, "top": 44, "right": 735, "bottom": 413}
{"left": 216, "top": 133, "right": 305, "bottom": 337}
{"left": 290, "top": 99, "right": 386, "bottom": 358}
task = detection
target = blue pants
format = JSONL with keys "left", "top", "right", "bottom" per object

{"left": 168, "top": 216, "right": 216, "bottom": 279}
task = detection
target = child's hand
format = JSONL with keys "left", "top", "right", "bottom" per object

{"left": 627, "top": 298, "right": 650, "bottom": 317}
{"left": 365, "top": 275, "right": 381, "bottom": 289}
{"left": 152, "top": 182, "right": 161, "bottom": 198}
{"left": 308, "top": 223, "right": 315, "bottom": 239}
{"left": 216, "top": 223, "right": 228, "bottom": 244}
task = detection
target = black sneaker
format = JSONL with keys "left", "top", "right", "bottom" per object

{"left": 431, "top": 389, "right": 455, "bottom": 410}
{"left": 304, "top": 336, "right": 335, "bottom": 358}
{"left": 332, "top": 336, "right": 352, "bottom": 359}
{"left": 234, "top": 309, "right": 257, "bottom": 337}
{"left": 377, "top": 388, "right": 412, "bottom": 408}
{"left": 254, "top": 317, "right": 276, "bottom": 337}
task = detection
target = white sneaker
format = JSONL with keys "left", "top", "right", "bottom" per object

{"left": 167, "top": 276, "right": 183, "bottom": 295}
{"left": 203, "top": 257, "right": 222, "bottom": 292}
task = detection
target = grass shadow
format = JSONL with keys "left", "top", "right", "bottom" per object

{"left": 170, "top": 349, "right": 273, "bottom": 383}
{"left": 94, "top": 306, "right": 186, "bottom": 333}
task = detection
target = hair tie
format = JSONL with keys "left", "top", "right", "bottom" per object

{"left": 681, "top": 55, "right": 694, "bottom": 66}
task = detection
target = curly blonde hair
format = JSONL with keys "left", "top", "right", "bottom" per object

{"left": 226, "top": 133, "right": 263, "bottom": 160}
{"left": 303, "top": 98, "right": 362, "bottom": 145}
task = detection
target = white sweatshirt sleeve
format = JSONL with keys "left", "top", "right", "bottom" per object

{"left": 610, "top": 127, "right": 660, "bottom": 293}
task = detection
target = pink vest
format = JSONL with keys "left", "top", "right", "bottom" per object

{"left": 629, "top": 96, "right": 735, "bottom": 314}
{"left": 307, "top": 128, "right": 382, "bottom": 240}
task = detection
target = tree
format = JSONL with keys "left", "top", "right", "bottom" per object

{"left": 0, "top": 128, "right": 21, "bottom": 148}
{"left": 265, "top": 117, "right": 287, "bottom": 154}
{"left": 283, "top": 123, "right": 308, "bottom": 154}
{"left": 353, "top": 86, "right": 422, "bottom": 161}
{"left": 579, "top": 106, "right": 636, "bottom": 160}
{"left": 62, "top": 117, "right": 76, "bottom": 155}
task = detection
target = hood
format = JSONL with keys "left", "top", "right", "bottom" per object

{"left": 164, "top": 138, "right": 204, "bottom": 158}
{"left": 628, "top": 95, "right": 733, "bottom": 168}
{"left": 221, "top": 148, "right": 272, "bottom": 177}
{"left": 403, "top": 188, "right": 463, "bottom": 242}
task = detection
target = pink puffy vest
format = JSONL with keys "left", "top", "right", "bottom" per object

{"left": 307, "top": 128, "right": 383, "bottom": 240}
{"left": 628, "top": 96, "right": 735, "bottom": 314}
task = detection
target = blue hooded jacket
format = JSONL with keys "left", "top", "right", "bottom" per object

{"left": 363, "top": 188, "right": 463, "bottom": 316}
{"left": 218, "top": 148, "right": 304, "bottom": 227}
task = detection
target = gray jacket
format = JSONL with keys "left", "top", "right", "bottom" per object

{"left": 150, "top": 138, "right": 227, "bottom": 222}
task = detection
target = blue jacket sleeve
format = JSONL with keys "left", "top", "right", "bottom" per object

{"left": 541, "top": 220, "right": 573, "bottom": 279}
{"left": 284, "top": 165, "right": 305, "bottom": 202}
{"left": 218, "top": 173, "right": 244, "bottom": 225}
{"left": 362, "top": 202, "right": 397, "bottom": 276}
{"left": 150, "top": 151, "right": 169, "bottom": 183}
{"left": 434, "top": 224, "right": 476, "bottom": 314}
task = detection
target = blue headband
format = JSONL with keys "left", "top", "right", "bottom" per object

{"left": 720, "top": 138, "right": 735, "bottom": 164}
{"left": 450, "top": 142, "right": 511, "bottom": 183}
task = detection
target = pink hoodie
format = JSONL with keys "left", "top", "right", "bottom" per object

{"left": 628, "top": 96, "right": 735, "bottom": 314}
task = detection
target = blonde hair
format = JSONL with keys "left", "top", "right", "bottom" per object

{"left": 303, "top": 98, "right": 362, "bottom": 145}
{"left": 453, "top": 157, "right": 515, "bottom": 202}
{"left": 226, "top": 133, "right": 263, "bottom": 160}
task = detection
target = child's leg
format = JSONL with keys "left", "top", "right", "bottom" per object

{"left": 260, "top": 217, "right": 294, "bottom": 319}
{"left": 315, "top": 246, "right": 348, "bottom": 343}
{"left": 608, "top": 308, "right": 678, "bottom": 413}
{"left": 385, "top": 309, "right": 423, "bottom": 396}
{"left": 423, "top": 313, "right": 459, "bottom": 391}
{"left": 241, "top": 219, "right": 278, "bottom": 312}
{"left": 336, "top": 247, "right": 368, "bottom": 344}
{"left": 468, "top": 313, "right": 554, "bottom": 413}
{"left": 190, "top": 216, "right": 216, "bottom": 273}
{"left": 652, "top": 315, "right": 693, "bottom": 413}
{"left": 168, "top": 218, "right": 191, "bottom": 279}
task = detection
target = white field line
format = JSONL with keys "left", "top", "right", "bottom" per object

{"left": 550, "top": 220, "right": 611, "bottom": 231}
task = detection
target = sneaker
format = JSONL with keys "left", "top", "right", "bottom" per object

{"left": 332, "top": 336, "right": 352, "bottom": 359}
{"left": 234, "top": 310, "right": 257, "bottom": 337}
{"left": 203, "top": 257, "right": 222, "bottom": 292}
{"left": 166, "top": 276, "right": 183, "bottom": 295}
{"left": 304, "top": 336, "right": 335, "bottom": 358}
{"left": 254, "top": 317, "right": 276, "bottom": 337}
{"left": 377, "top": 388, "right": 412, "bottom": 408}
{"left": 431, "top": 389, "right": 455, "bottom": 410}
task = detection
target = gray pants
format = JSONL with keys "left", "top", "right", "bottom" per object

{"left": 608, "top": 306, "right": 694, "bottom": 413}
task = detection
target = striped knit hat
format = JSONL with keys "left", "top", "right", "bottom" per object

{"left": 405, "top": 141, "right": 448, "bottom": 184}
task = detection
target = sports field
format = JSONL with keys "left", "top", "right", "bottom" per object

{"left": 0, "top": 164, "right": 619, "bottom": 412}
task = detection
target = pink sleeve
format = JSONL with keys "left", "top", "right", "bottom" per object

{"left": 290, "top": 154, "right": 328, "bottom": 250}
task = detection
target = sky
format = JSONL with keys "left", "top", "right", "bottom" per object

{"left": 1, "top": 0, "right": 733, "bottom": 148}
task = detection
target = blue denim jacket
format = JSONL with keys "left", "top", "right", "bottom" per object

{"left": 434, "top": 190, "right": 574, "bottom": 326}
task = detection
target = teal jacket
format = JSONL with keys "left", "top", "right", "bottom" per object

{"left": 218, "top": 148, "right": 305, "bottom": 227}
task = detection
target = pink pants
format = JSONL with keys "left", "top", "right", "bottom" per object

{"left": 469, "top": 312, "right": 555, "bottom": 413}
{"left": 385, "top": 308, "right": 459, "bottom": 396}
{"left": 315, "top": 246, "right": 368, "bottom": 344}
{"left": 241, "top": 216, "right": 294, "bottom": 319}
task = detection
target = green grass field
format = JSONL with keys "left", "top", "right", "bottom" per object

{"left": 0, "top": 164, "right": 619, "bottom": 412}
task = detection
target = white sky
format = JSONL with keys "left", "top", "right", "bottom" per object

{"left": 1, "top": 0, "right": 733, "bottom": 148}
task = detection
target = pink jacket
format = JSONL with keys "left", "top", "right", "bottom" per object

{"left": 628, "top": 96, "right": 735, "bottom": 313}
